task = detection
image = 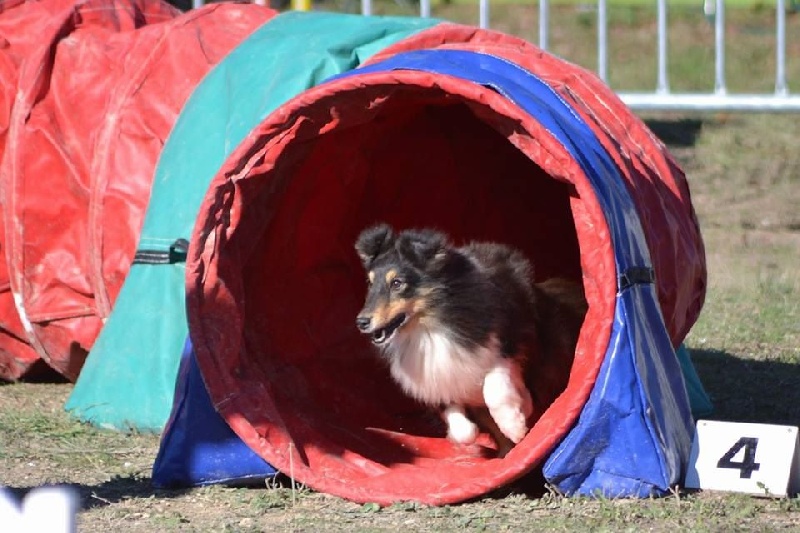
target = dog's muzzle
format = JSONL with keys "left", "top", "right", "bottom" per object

{"left": 356, "top": 313, "right": 408, "bottom": 345}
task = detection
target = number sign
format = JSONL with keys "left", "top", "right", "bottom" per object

{"left": 685, "top": 420, "right": 800, "bottom": 497}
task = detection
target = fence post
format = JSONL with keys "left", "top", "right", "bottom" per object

{"left": 420, "top": 0, "right": 431, "bottom": 19}
{"left": 598, "top": 0, "right": 608, "bottom": 83}
{"left": 776, "top": 0, "right": 788, "bottom": 95}
{"left": 657, "top": 0, "right": 669, "bottom": 94}
{"left": 479, "top": 0, "right": 490, "bottom": 28}
{"left": 714, "top": 0, "right": 727, "bottom": 95}
{"left": 539, "top": 0, "right": 549, "bottom": 51}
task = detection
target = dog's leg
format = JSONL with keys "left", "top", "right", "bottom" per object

{"left": 468, "top": 406, "right": 515, "bottom": 457}
{"left": 443, "top": 404, "right": 479, "bottom": 445}
{"left": 483, "top": 358, "right": 533, "bottom": 444}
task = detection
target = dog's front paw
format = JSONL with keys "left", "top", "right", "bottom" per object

{"left": 488, "top": 404, "right": 529, "bottom": 444}
{"left": 483, "top": 360, "right": 533, "bottom": 444}
{"left": 443, "top": 405, "right": 479, "bottom": 445}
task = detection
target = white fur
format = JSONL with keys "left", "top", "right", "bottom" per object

{"left": 385, "top": 323, "right": 533, "bottom": 446}
{"left": 483, "top": 359, "right": 533, "bottom": 443}
{"left": 443, "top": 405, "right": 478, "bottom": 445}
{"left": 386, "top": 326, "right": 501, "bottom": 406}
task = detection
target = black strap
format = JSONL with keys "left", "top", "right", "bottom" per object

{"left": 618, "top": 266, "right": 655, "bottom": 291}
{"left": 133, "top": 238, "right": 189, "bottom": 265}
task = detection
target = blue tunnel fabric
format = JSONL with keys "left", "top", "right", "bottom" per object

{"left": 152, "top": 338, "right": 276, "bottom": 488}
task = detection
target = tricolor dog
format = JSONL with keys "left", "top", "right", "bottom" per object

{"left": 355, "top": 224, "right": 587, "bottom": 455}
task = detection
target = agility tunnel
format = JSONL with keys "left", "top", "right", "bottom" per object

{"left": 141, "top": 12, "right": 708, "bottom": 505}
{"left": 0, "top": 0, "right": 273, "bottom": 381}
{"left": 0, "top": 0, "right": 710, "bottom": 504}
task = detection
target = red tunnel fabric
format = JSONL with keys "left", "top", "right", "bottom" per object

{"left": 187, "top": 28, "right": 705, "bottom": 505}
{"left": 0, "top": 0, "right": 177, "bottom": 380}
{"left": 0, "top": 0, "right": 274, "bottom": 380}
{"left": 368, "top": 26, "right": 706, "bottom": 345}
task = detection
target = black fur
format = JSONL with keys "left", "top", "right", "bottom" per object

{"left": 355, "top": 225, "right": 540, "bottom": 357}
{"left": 355, "top": 224, "right": 394, "bottom": 266}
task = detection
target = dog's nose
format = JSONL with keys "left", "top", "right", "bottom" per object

{"left": 356, "top": 316, "right": 372, "bottom": 332}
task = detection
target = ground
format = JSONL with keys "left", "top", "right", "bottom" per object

{"left": 2, "top": 2, "right": 800, "bottom": 532}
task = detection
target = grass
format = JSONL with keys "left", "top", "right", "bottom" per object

{"left": 679, "top": 114, "right": 800, "bottom": 362}
{"left": 1, "top": 395, "right": 799, "bottom": 533}
{"left": 2, "top": 4, "right": 800, "bottom": 533}
{"left": 1, "top": 373, "right": 798, "bottom": 532}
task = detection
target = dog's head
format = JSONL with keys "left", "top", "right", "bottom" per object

{"left": 354, "top": 224, "right": 449, "bottom": 346}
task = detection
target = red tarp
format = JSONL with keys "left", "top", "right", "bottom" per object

{"left": 0, "top": 0, "right": 274, "bottom": 380}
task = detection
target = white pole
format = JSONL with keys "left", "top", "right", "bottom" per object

{"left": 597, "top": 0, "right": 608, "bottom": 83}
{"left": 539, "top": 0, "right": 549, "bottom": 51}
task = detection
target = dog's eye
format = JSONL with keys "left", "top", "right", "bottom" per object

{"left": 390, "top": 278, "right": 404, "bottom": 291}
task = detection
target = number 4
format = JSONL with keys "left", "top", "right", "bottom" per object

{"left": 717, "top": 437, "right": 761, "bottom": 479}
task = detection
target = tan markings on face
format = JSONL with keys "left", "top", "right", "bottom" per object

{"left": 385, "top": 269, "right": 398, "bottom": 285}
{"left": 368, "top": 271, "right": 375, "bottom": 284}
{"left": 411, "top": 287, "right": 434, "bottom": 314}
{"left": 372, "top": 298, "right": 411, "bottom": 327}
{"left": 411, "top": 297, "right": 427, "bottom": 314}
{"left": 416, "top": 291, "right": 440, "bottom": 327}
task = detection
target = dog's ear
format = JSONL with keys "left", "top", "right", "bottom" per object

{"left": 395, "top": 229, "right": 448, "bottom": 270}
{"left": 355, "top": 224, "right": 395, "bottom": 267}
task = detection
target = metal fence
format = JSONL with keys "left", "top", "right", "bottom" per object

{"left": 612, "top": 0, "right": 799, "bottom": 112}
{"left": 195, "top": 0, "right": 799, "bottom": 113}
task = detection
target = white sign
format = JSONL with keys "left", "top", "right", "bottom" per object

{"left": 685, "top": 420, "right": 800, "bottom": 497}
{"left": 0, "top": 486, "right": 78, "bottom": 533}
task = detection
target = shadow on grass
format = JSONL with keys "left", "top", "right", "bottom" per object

{"left": 80, "top": 476, "right": 195, "bottom": 510}
{"left": 0, "top": 362, "right": 69, "bottom": 384}
{"left": 691, "top": 348, "right": 800, "bottom": 427}
{"left": 73, "top": 473, "right": 298, "bottom": 510}
{"left": 644, "top": 118, "right": 704, "bottom": 147}
{"left": 3, "top": 476, "right": 194, "bottom": 511}
{"left": 5, "top": 474, "right": 296, "bottom": 510}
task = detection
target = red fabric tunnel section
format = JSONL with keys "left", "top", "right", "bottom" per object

{"left": 187, "top": 29, "right": 705, "bottom": 505}
{"left": 0, "top": 0, "right": 273, "bottom": 380}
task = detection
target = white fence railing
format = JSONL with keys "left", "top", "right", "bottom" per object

{"left": 613, "top": 0, "right": 799, "bottom": 112}
{"left": 195, "top": 0, "right": 799, "bottom": 113}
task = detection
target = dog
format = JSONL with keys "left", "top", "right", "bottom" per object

{"left": 354, "top": 223, "right": 587, "bottom": 456}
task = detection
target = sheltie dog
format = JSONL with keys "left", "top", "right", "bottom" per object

{"left": 355, "top": 224, "right": 587, "bottom": 456}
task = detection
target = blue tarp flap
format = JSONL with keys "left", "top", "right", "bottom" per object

{"left": 152, "top": 338, "right": 277, "bottom": 488}
{"left": 543, "top": 285, "right": 694, "bottom": 496}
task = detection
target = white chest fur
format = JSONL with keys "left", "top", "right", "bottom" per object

{"left": 386, "top": 327, "right": 501, "bottom": 406}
